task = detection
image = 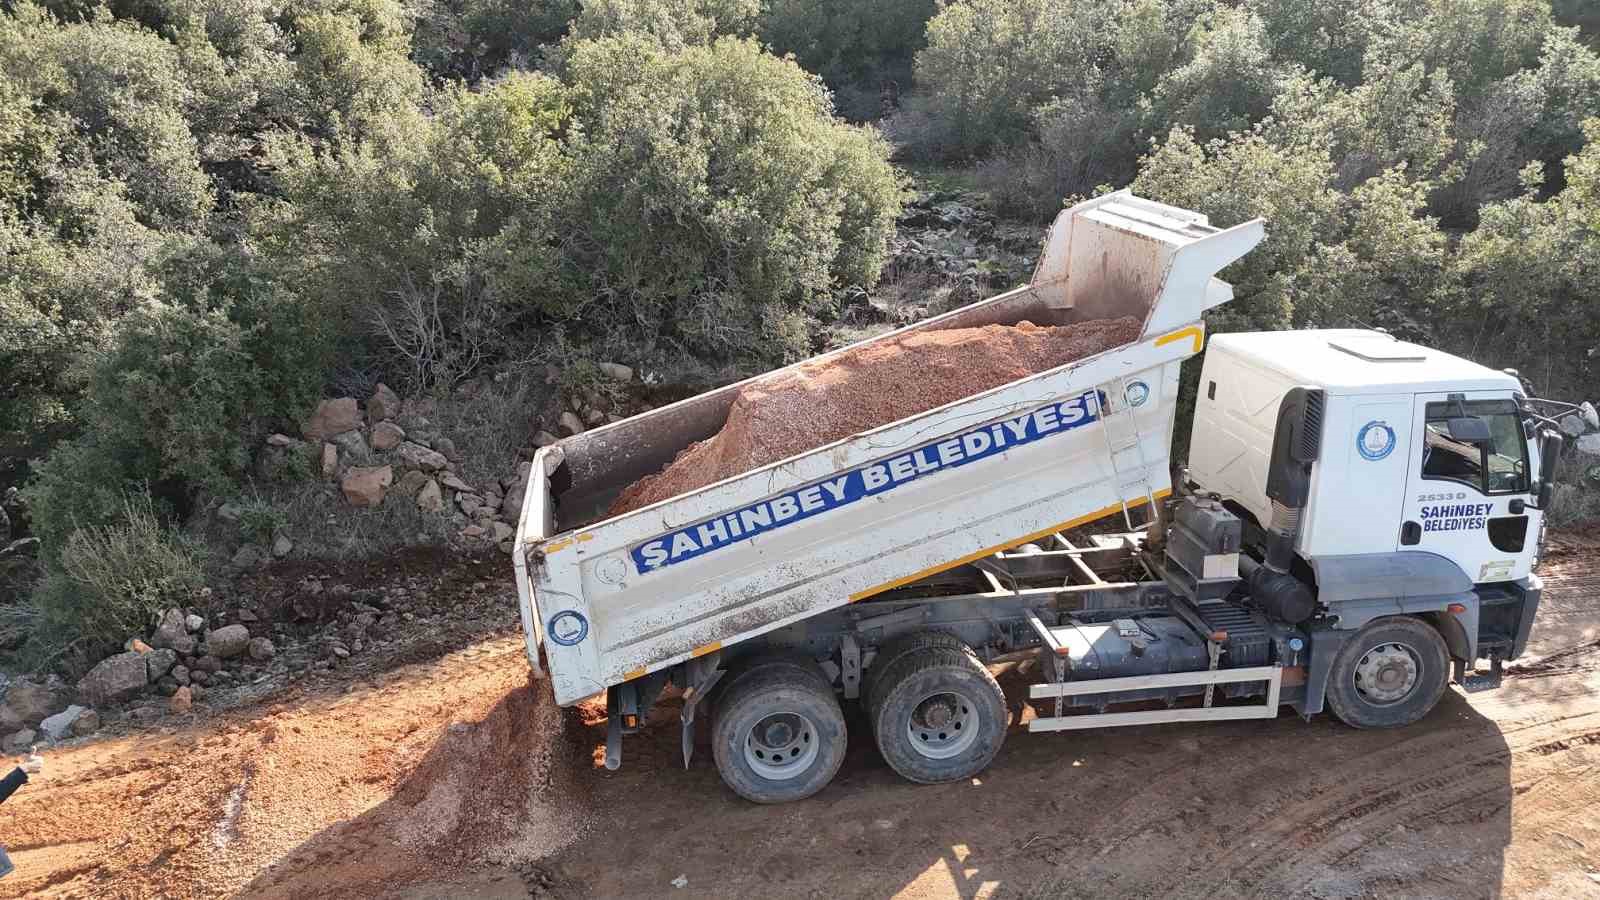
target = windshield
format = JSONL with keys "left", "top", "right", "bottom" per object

{"left": 1421, "top": 399, "right": 1529, "bottom": 495}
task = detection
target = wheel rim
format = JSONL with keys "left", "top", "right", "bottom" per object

{"left": 905, "top": 690, "right": 980, "bottom": 760}
{"left": 1353, "top": 642, "right": 1421, "bottom": 706}
{"left": 743, "top": 711, "right": 819, "bottom": 780}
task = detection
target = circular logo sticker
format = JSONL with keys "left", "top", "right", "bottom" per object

{"left": 1125, "top": 381, "right": 1150, "bottom": 408}
{"left": 547, "top": 610, "right": 589, "bottom": 647}
{"left": 1357, "top": 421, "right": 1397, "bottom": 461}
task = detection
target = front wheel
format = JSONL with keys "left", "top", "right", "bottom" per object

{"left": 1325, "top": 616, "right": 1450, "bottom": 729}
{"left": 869, "top": 644, "right": 1007, "bottom": 784}
{"left": 711, "top": 659, "right": 847, "bottom": 803}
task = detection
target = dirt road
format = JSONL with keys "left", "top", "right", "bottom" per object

{"left": 1, "top": 531, "right": 1596, "bottom": 899}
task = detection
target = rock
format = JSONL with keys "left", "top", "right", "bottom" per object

{"left": 499, "top": 540, "right": 515, "bottom": 555}
{"left": 39, "top": 705, "right": 87, "bottom": 740}
{"left": 206, "top": 624, "right": 252, "bottom": 659}
{"left": 272, "top": 533, "right": 293, "bottom": 558}
{"left": 321, "top": 442, "right": 339, "bottom": 480}
{"left": 266, "top": 433, "right": 296, "bottom": 447}
{"left": 395, "top": 441, "right": 448, "bottom": 472}
{"left": 3, "top": 680, "right": 67, "bottom": 725}
{"left": 440, "top": 472, "right": 472, "bottom": 493}
{"left": 125, "top": 637, "right": 153, "bottom": 654}
{"left": 151, "top": 608, "right": 188, "bottom": 650}
{"left": 368, "top": 383, "right": 402, "bottom": 422}
{"left": 393, "top": 470, "right": 432, "bottom": 498}
{"left": 416, "top": 478, "right": 444, "bottom": 513}
{"left": 371, "top": 420, "right": 406, "bottom": 451}
{"left": 462, "top": 525, "right": 487, "bottom": 539}
{"left": 0, "top": 537, "right": 38, "bottom": 561}
{"left": 597, "top": 361, "right": 633, "bottom": 382}
{"left": 70, "top": 709, "right": 99, "bottom": 736}
{"left": 185, "top": 614, "right": 204, "bottom": 633}
{"left": 192, "top": 655, "right": 223, "bottom": 674}
{"left": 189, "top": 684, "right": 207, "bottom": 701}
{"left": 168, "top": 634, "right": 197, "bottom": 656}
{"left": 583, "top": 408, "right": 606, "bottom": 427}
{"left": 248, "top": 637, "right": 276, "bottom": 661}
{"left": 559, "top": 411, "right": 586, "bottom": 436}
{"left": 3, "top": 729, "right": 35, "bottom": 754}
{"left": 144, "top": 648, "right": 178, "bottom": 682}
{"left": 218, "top": 503, "right": 243, "bottom": 522}
{"left": 491, "top": 521, "right": 515, "bottom": 543}
{"left": 0, "top": 705, "right": 18, "bottom": 734}
{"left": 534, "top": 430, "right": 559, "bottom": 447}
{"left": 231, "top": 544, "right": 265, "bottom": 569}
{"left": 434, "top": 437, "right": 459, "bottom": 461}
{"left": 171, "top": 665, "right": 190, "bottom": 686}
{"left": 341, "top": 464, "right": 394, "bottom": 507}
{"left": 78, "top": 653, "right": 149, "bottom": 704}
{"left": 170, "top": 686, "right": 193, "bottom": 713}
{"left": 330, "top": 428, "right": 370, "bottom": 459}
{"left": 455, "top": 492, "right": 483, "bottom": 511}
{"left": 303, "top": 398, "right": 362, "bottom": 443}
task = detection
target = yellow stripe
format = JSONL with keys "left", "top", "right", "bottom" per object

{"left": 623, "top": 667, "right": 647, "bottom": 681}
{"left": 1155, "top": 325, "right": 1205, "bottom": 354}
{"left": 847, "top": 489, "right": 1172, "bottom": 603}
{"left": 542, "top": 532, "right": 596, "bottom": 555}
{"left": 690, "top": 641, "right": 723, "bottom": 658}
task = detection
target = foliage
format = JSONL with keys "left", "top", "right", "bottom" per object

{"left": 29, "top": 493, "right": 204, "bottom": 657}
{"left": 760, "top": 0, "right": 936, "bottom": 84}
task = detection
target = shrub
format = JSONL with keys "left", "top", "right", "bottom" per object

{"left": 914, "top": 0, "right": 1116, "bottom": 157}
{"left": 31, "top": 492, "right": 204, "bottom": 657}
{"left": 759, "top": 0, "right": 936, "bottom": 86}
{"left": 546, "top": 35, "right": 903, "bottom": 364}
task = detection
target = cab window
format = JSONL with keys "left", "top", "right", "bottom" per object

{"left": 1420, "top": 399, "right": 1529, "bottom": 495}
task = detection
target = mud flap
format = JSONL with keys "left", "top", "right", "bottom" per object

{"left": 1296, "top": 625, "right": 1351, "bottom": 717}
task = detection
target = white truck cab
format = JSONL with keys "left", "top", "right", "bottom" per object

{"left": 1190, "top": 329, "right": 1549, "bottom": 685}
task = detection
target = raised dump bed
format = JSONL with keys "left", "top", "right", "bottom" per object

{"left": 515, "top": 191, "right": 1266, "bottom": 706}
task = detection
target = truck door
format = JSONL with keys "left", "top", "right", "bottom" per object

{"left": 1398, "top": 392, "right": 1536, "bottom": 583}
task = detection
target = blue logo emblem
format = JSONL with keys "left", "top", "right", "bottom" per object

{"left": 1125, "top": 381, "right": 1150, "bottom": 408}
{"left": 547, "top": 610, "right": 589, "bottom": 646}
{"left": 1357, "top": 421, "right": 1396, "bottom": 461}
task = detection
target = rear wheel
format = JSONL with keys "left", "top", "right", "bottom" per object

{"left": 869, "top": 644, "right": 1007, "bottom": 784}
{"left": 711, "top": 659, "right": 846, "bottom": 803}
{"left": 1325, "top": 616, "right": 1450, "bottom": 729}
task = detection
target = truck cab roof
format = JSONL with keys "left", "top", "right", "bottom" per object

{"left": 1209, "top": 329, "right": 1521, "bottom": 396}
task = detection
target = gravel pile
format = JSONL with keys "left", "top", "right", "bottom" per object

{"left": 611, "top": 317, "right": 1142, "bottom": 515}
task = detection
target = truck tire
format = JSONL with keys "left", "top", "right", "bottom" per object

{"left": 1325, "top": 616, "right": 1450, "bottom": 729}
{"left": 863, "top": 630, "right": 968, "bottom": 713}
{"left": 711, "top": 659, "right": 847, "bottom": 804}
{"left": 869, "top": 645, "right": 1007, "bottom": 784}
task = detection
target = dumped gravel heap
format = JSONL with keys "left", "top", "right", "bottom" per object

{"left": 611, "top": 316, "right": 1143, "bottom": 515}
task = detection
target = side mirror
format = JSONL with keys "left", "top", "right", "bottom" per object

{"left": 1531, "top": 430, "right": 1564, "bottom": 509}
{"left": 1540, "top": 431, "right": 1563, "bottom": 484}
{"left": 1446, "top": 416, "right": 1492, "bottom": 444}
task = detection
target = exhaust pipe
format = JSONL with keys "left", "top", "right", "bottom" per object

{"left": 1248, "top": 387, "right": 1324, "bottom": 624}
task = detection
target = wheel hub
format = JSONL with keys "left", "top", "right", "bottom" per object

{"left": 743, "top": 712, "right": 818, "bottom": 781}
{"left": 1353, "top": 642, "right": 1420, "bottom": 706}
{"left": 906, "top": 691, "right": 980, "bottom": 760}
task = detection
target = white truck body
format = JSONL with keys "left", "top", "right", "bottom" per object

{"left": 514, "top": 192, "right": 1266, "bottom": 706}
{"left": 1190, "top": 329, "right": 1544, "bottom": 582}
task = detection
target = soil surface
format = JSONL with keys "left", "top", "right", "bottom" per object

{"left": 610, "top": 317, "right": 1142, "bottom": 515}
{"left": 1, "top": 527, "right": 1597, "bottom": 899}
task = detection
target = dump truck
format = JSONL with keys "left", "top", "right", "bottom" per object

{"left": 513, "top": 191, "right": 1583, "bottom": 803}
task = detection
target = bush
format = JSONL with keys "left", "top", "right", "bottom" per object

{"left": 31, "top": 492, "right": 204, "bottom": 658}
{"left": 914, "top": 0, "right": 1116, "bottom": 157}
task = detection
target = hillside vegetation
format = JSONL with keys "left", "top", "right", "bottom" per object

{"left": 1, "top": 0, "right": 1597, "bottom": 659}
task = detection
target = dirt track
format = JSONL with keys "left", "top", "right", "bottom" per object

{"left": 1, "top": 531, "right": 1597, "bottom": 899}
